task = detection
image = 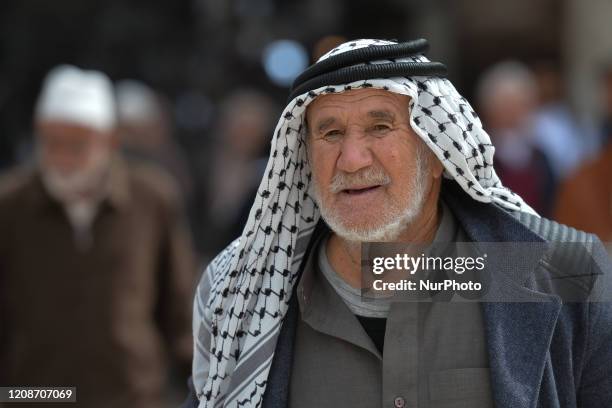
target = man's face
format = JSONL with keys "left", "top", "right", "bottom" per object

{"left": 37, "top": 120, "right": 114, "bottom": 200}
{"left": 306, "top": 88, "right": 440, "bottom": 241}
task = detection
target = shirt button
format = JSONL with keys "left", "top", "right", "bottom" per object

{"left": 394, "top": 396, "right": 406, "bottom": 408}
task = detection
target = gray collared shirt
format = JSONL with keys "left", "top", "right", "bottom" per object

{"left": 289, "top": 202, "right": 494, "bottom": 408}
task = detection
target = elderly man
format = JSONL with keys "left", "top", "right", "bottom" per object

{"left": 0, "top": 65, "right": 195, "bottom": 407}
{"left": 184, "top": 39, "right": 612, "bottom": 408}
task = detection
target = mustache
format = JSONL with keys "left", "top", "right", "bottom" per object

{"left": 329, "top": 167, "right": 391, "bottom": 194}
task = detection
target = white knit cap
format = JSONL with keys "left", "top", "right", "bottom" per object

{"left": 115, "top": 79, "right": 162, "bottom": 124}
{"left": 35, "top": 65, "right": 116, "bottom": 132}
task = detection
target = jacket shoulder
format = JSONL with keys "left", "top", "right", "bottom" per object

{"left": 126, "top": 161, "right": 183, "bottom": 210}
{"left": 511, "top": 210, "right": 610, "bottom": 300}
{"left": 511, "top": 210, "right": 594, "bottom": 243}
{"left": 0, "top": 166, "right": 37, "bottom": 206}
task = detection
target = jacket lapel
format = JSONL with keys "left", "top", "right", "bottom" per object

{"left": 443, "top": 181, "right": 562, "bottom": 408}
{"left": 261, "top": 292, "right": 299, "bottom": 408}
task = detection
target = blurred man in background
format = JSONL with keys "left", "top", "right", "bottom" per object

{"left": 530, "top": 61, "right": 591, "bottom": 180}
{"left": 477, "top": 61, "right": 556, "bottom": 216}
{"left": 116, "top": 79, "right": 194, "bottom": 201}
{"left": 0, "top": 65, "right": 196, "bottom": 407}
{"left": 198, "top": 89, "right": 277, "bottom": 257}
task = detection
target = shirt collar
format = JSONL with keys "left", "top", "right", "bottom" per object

{"left": 296, "top": 226, "right": 383, "bottom": 359}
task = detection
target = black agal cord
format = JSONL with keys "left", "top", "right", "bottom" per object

{"left": 288, "top": 39, "right": 447, "bottom": 102}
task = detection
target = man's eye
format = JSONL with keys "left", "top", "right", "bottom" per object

{"left": 323, "top": 130, "right": 343, "bottom": 140}
{"left": 371, "top": 124, "right": 391, "bottom": 133}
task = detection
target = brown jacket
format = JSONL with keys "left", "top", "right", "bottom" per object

{"left": 554, "top": 144, "right": 612, "bottom": 241}
{"left": 0, "top": 159, "right": 196, "bottom": 407}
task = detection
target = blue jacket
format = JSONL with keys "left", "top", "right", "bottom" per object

{"left": 184, "top": 181, "right": 612, "bottom": 407}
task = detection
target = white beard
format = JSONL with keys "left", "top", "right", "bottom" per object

{"left": 39, "top": 147, "right": 111, "bottom": 246}
{"left": 313, "top": 143, "right": 430, "bottom": 242}
{"left": 39, "top": 147, "right": 110, "bottom": 204}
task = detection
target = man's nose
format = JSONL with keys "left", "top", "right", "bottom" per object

{"left": 336, "top": 130, "right": 373, "bottom": 173}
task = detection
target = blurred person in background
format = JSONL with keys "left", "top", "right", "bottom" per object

{"left": 530, "top": 61, "right": 592, "bottom": 180}
{"left": 477, "top": 61, "right": 556, "bottom": 216}
{"left": 199, "top": 89, "right": 277, "bottom": 257}
{"left": 0, "top": 65, "right": 196, "bottom": 407}
{"left": 116, "top": 79, "right": 194, "bottom": 202}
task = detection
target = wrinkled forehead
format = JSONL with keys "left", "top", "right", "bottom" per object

{"left": 304, "top": 88, "right": 413, "bottom": 126}
{"left": 307, "top": 87, "right": 412, "bottom": 109}
{"left": 285, "top": 79, "right": 421, "bottom": 143}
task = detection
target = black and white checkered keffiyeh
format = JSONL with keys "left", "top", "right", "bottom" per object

{"left": 192, "top": 38, "right": 537, "bottom": 407}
